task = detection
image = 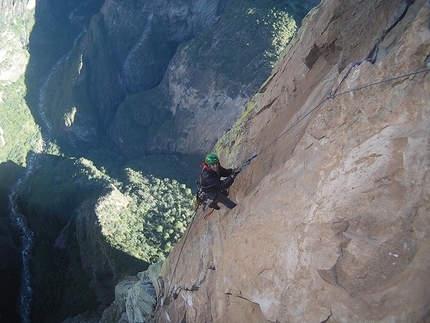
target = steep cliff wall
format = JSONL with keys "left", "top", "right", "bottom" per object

{"left": 38, "top": 0, "right": 319, "bottom": 158}
{"left": 38, "top": 0, "right": 239, "bottom": 152}
{"left": 128, "top": 0, "right": 429, "bottom": 322}
{"left": 132, "top": 0, "right": 316, "bottom": 156}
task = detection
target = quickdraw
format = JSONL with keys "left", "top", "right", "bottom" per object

{"left": 236, "top": 153, "right": 258, "bottom": 172}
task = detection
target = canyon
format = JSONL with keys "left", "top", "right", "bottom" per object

{"left": 1, "top": 0, "right": 429, "bottom": 322}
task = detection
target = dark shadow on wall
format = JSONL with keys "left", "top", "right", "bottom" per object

{"left": 24, "top": 0, "right": 105, "bottom": 141}
{"left": 0, "top": 160, "right": 25, "bottom": 323}
{"left": 7, "top": 151, "right": 149, "bottom": 322}
{"left": 29, "top": 221, "right": 149, "bottom": 323}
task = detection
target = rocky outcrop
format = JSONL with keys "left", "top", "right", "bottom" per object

{"left": 98, "top": 263, "right": 161, "bottom": 323}
{"left": 133, "top": 0, "right": 430, "bottom": 322}
{"left": 75, "top": 185, "right": 133, "bottom": 305}
{"left": 2, "top": 1, "right": 316, "bottom": 322}
{"left": 99, "top": 0, "right": 234, "bottom": 94}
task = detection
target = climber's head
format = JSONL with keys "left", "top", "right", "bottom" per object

{"left": 205, "top": 153, "right": 219, "bottom": 166}
{"left": 205, "top": 153, "right": 219, "bottom": 170}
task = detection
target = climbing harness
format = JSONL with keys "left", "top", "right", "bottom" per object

{"left": 195, "top": 162, "right": 237, "bottom": 218}
{"left": 195, "top": 190, "right": 218, "bottom": 219}
{"left": 193, "top": 188, "right": 216, "bottom": 219}
{"left": 194, "top": 190, "right": 207, "bottom": 211}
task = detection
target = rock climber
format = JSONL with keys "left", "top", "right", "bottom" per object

{"left": 198, "top": 153, "right": 240, "bottom": 210}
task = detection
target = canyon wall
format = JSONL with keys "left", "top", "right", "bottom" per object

{"left": 36, "top": 0, "right": 319, "bottom": 157}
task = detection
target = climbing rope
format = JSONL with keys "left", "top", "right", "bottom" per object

{"left": 168, "top": 206, "right": 200, "bottom": 296}
{"left": 168, "top": 193, "right": 215, "bottom": 294}
{"left": 334, "top": 68, "right": 430, "bottom": 97}
{"left": 235, "top": 66, "right": 430, "bottom": 170}
{"left": 329, "top": 61, "right": 362, "bottom": 98}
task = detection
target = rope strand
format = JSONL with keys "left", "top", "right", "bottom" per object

{"left": 334, "top": 68, "right": 430, "bottom": 97}
{"left": 238, "top": 67, "right": 430, "bottom": 168}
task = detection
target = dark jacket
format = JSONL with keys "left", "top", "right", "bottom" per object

{"left": 199, "top": 162, "right": 234, "bottom": 195}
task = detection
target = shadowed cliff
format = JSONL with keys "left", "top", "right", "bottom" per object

{"left": 23, "top": 0, "right": 319, "bottom": 160}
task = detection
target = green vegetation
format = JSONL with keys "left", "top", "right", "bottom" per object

{"left": 186, "top": 0, "right": 298, "bottom": 82}
{"left": 100, "top": 168, "right": 194, "bottom": 262}
{"left": 109, "top": 87, "right": 174, "bottom": 158}
{"left": 0, "top": 8, "right": 41, "bottom": 166}
{"left": 215, "top": 95, "right": 259, "bottom": 160}
{"left": 31, "top": 233, "right": 99, "bottom": 323}
{"left": 0, "top": 75, "right": 42, "bottom": 166}
{"left": 24, "top": 154, "right": 195, "bottom": 263}
{"left": 25, "top": 153, "right": 195, "bottom": 320}
{"left": 123, "top": 154, "right": 202, "bottom": 189}
{"left": 22, "top": 155, "right": 113, "bottom": 226}
{"left": 243, "top": 3, "right": 298, "bottom": 62}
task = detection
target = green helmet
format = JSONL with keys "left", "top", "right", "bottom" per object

{"left": 205, "top": 153, "right": 219, "bottom": 165}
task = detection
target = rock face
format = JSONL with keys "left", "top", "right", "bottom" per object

{"left": 137, "top": 0, "right": 430, "bottom": 322}
{"left": 98, "top": 263, "right": 161, "bottom": 323}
